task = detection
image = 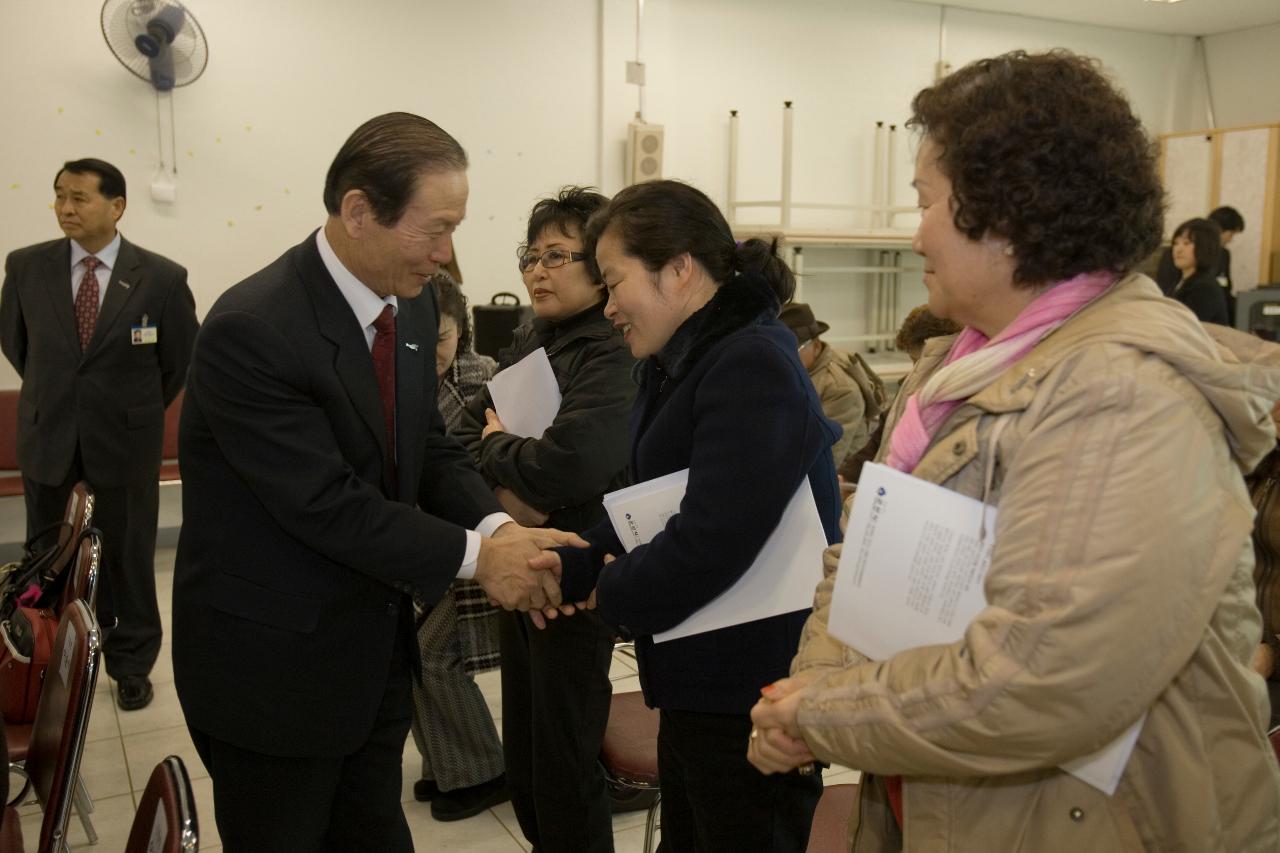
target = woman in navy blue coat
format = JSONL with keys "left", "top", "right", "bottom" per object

{"left": 540, "top": 180, "right": 842, "bottom": 852}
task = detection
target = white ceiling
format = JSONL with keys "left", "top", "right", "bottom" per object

{"left": 898, "top": 0, "right": 1280, "bottom": 36}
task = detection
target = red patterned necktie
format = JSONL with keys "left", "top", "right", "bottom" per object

{"left": 371, "top": 305, "right": 397, "bottom": 467}
{"left": 74, "top": 256, "right": 101, "bottom": 351}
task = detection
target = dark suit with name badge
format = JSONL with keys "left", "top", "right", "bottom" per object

{"left": 0, "top": 235, "right": 197, "bottom": 679}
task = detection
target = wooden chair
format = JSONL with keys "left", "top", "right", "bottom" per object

{"left": 124, "top": 756, "right": 199, "bottom": 853}
{"left": 600, "top": 690, "right": 661, "bottom": 853}
{"left": 4, "top": 600, "right": 101, "bottom": 853}
{"left": 805, "top": 783, "right": 859, "bottom": 853}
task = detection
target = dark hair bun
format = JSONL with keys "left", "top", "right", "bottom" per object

{"left": 735, "top": 238, "right": 795, "bottom": 305}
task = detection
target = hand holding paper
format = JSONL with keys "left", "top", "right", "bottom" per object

{"left": 601, "top": 470, "right": 828, "bottom": 643}
{"left": 486, "top": 347, "right": 562, "bottom": 439}
{"left": 827, "top": 463, "right": 1144, "bottom": 795}
{"left": 482, "top": 408, "right": 507, "bottom": 440}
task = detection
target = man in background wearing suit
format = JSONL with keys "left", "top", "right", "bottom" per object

{"left": 0, "top": 158, "right": 198, "bottom": 712}
{"left": 172, "top": 112, "right": 580, "bottom": 852}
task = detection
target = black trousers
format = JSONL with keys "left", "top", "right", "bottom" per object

{"left": 656, "top": 708, "right": 822, "bottom": 853}
{"left": 189, "top": 635, "right": 415, "bottom": 853}
{"left": 23, "top": 449, "right": 161, "bottom": 679}
{"left": 500, "top": 608, "right": 616, "bottom": 853}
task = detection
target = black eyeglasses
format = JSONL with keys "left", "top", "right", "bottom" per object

{"left": 517, "top": 248, "right": 587, "bottom": 273}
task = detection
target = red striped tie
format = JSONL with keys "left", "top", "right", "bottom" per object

{"left": 371, "top": 305, "right": 397, "bottom": 468}
{"left": 74, "top": 257, "right": 101, "bottom": 351}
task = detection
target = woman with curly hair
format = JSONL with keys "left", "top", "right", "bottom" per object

{"left": 748, "top": 50, "right": 1280, "bottom": 851}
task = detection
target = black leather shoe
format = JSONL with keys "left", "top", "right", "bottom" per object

{"left": 430, "top": 775, "right": 510, "bottom": 822}
{"left": 116, "top": 675, "right": 153, "bottom": 711}
{"left": 414, "top": 779, "right": 440, "bottom": 802}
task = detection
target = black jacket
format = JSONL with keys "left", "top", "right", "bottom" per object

{"left": 558, "top": 273, "right": 842, "bottom": 715}
{"left": 1157, "top": 245, "right": 1232, "bottom": 295}
{"left": 1173, "top": 269, "right": 1231, "bottom": 326}
{"left": 454, "top": 300, "right": 635, "bottom": 533}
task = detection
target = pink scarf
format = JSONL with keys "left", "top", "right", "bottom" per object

{"left": 886, "top": 272, "right": 1116, "bottom": 473}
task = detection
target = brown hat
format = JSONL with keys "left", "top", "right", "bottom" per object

{"left": 778, "top": 302, "right": 829, "bottom": 345}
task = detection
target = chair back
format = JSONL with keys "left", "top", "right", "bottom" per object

{"left": 124, "top": 755, "right": 199, "bottom": 853}
{"left": 56, "top": 532, "right": 101, "bottom": 615}
{"left": 25, "top": 600, "right": 100, "bottom": 852}
{"left": 805, "top": 783, "right": 859, "bottom": 853}
{"left": 39, "top": 483, "right": 95, "bottom": 583}
{"left": 1269, "top": 725, "right": 1280, "bottom": 765}
{"left": 601, "top": 690, "right": 660, "bottom": 788}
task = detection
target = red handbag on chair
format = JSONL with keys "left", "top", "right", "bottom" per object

{"left": 0, "top": 605, "right": 59, "bottom": 722}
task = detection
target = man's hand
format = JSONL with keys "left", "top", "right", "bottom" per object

{"left": 475, "top": 531, "right": 562, "bottom": 612}
{"left": 747, "top": 673, "right": 819, "bottom": 775}
{"left": 492, "top": 521, "right": 588, "bottom": 550}
{"left": 495, "top": 486, "right": 551, "bottom": 528}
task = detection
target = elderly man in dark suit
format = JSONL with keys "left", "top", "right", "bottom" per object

{"left": 172, "top": 112, "right": 580, "bottom": 852}
{"left": 0, "top": 158, "right": 198, "bottom": 712}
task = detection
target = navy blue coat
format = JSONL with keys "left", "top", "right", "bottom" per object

{"left": 558, "top": 272, "right": 842, "bottom": 715}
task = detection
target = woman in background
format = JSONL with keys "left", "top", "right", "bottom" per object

{"left": 1170, "top": 217, "right": 1229, "bottom": 325}
{"left": 454, "top": 187, "right": 634, "bottom": 853}
{"left": 408, "top": 273, "right": 508, "bottom": 822}
{"left": 542, "top": 179, "right": 842, "bottom": 852}
{"left": 748, "top": 50, "right": 1280, "bottom": 851}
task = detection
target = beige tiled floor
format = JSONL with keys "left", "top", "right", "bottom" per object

{"left": 13, "top": 544, "right": 857, "bottom": 851}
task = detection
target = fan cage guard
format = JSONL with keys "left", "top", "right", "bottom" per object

{"left": 100, "top": 0, "right": 208, "bottom": 88}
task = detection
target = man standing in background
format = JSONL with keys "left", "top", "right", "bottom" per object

{"left": 0, "top": 158, "right": 198, "bottom": 712}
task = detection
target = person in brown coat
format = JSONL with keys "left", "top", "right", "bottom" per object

{"left": 780, "top": 302, "right": 885, "bottom": 470}
{"left": 747, "top": 51, "right": 1280, "bottom": 852}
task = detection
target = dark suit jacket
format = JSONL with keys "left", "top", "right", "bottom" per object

{"left": 172, "top": 232, "right": 502, "bottom": 757}
{"left": 0, "top": 236, "right": 197, "bottom": 487}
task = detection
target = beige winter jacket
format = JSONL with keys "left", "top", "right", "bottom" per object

{"left": 809, "top": 344, "right": 887, "bottom": 469}
{"left": 792, "top": 274, "right": 1280, "bottom": 852}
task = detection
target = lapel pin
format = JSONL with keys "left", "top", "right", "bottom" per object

{"left": 119, "top": 281, "right": 132, "bottom": 289}
{"left": 405, "top": 342, "right": 420, "bottom": 351}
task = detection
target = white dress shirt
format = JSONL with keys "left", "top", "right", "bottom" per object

{"left": 70, "top": 232, "right": 122, "bottom": 309}
{"left": 314, "top": 228, "right": 511, "bottom": 580}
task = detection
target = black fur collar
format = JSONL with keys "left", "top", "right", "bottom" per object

{"left": 656, "top": 272, "right": 780, "bottom": 380}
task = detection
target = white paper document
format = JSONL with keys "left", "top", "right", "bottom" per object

{"left": 601, "top": 469, "right": 829, "bottom": 644}
{"left": 486, "top": 347, "right": 561, "bottom": 439}
{"left": 828, "top": 462, "right": 1142, "bottom": 795}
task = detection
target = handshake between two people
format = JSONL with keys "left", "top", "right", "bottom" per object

{"left": 474, "top": 523, "right": 607, "bottom": 629}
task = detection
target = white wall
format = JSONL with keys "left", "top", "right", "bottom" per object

{"left": 596, "top": 0, "right": 1201, "bottom": 349}
{"left": 0, "top": 0, "right": 602, "bottom": 390}
{"left": 1204, "top": 23, "right": 1280, "bottom": 129}
{"left": 2, "top": 0, "right": 1267, "bottom": 391}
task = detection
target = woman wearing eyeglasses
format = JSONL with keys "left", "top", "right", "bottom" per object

{"left": 453, "top": 186, "right": 635, "bottom": 852}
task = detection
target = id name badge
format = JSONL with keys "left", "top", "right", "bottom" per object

{"left": 131, "top": 314, "right": 158, "bottom": 346}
